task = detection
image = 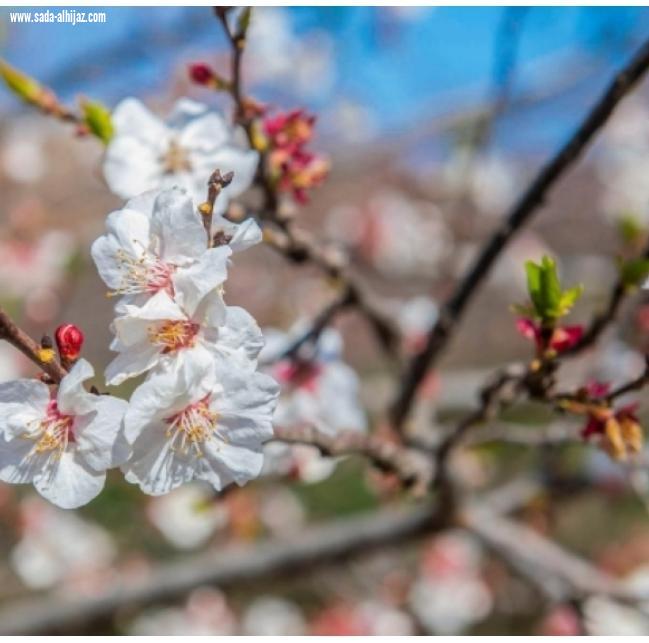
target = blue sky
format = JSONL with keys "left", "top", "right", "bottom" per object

{"left": 1, "top": 6, "right": 648, "bottom": 153}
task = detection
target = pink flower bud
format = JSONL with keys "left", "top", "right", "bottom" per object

{"left": 55, "top": 324, "right": 84, "bottom": 361}
{"left": 188, "top": 63, "right": 215, "bottom": 86}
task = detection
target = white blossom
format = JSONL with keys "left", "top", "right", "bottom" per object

{"left": 104, "top": 285, "right": 262, "bottom": 386}
{"left": 0, "top": 359, "right": 128, "bottom": 508}
{"left": 261, "top": 325, "right": 366, "bottom": 434}
{"left": 260, "top": 324, "right": 365, "bottom": 483}
{"left": 122, "top": 357, "right": 278, "bottom": 496}
{"left": 104, "top": 98, "right": 258, "bottom": 214}
{"left": 92, "top": 187, "right": 232, "bottom": 308}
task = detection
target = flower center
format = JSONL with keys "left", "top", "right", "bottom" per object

{"left": 161, "top": 140, "right": 192, "bottom": 174}
{"left": 110, "top": 248, "right": 174, "bottom": 298}
{"left": 164, "top": 396, "right": 222, "bottom": 457}
{"left": 26, "top": 400, "right": 75, "bottom": 457}
{"left": 149, "top": 319, "right": 200, "bottom": 353}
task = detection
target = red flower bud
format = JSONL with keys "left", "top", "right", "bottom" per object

{"left": 55, "top": 324, "right": 84, "bottom": 361}
{"left": 188, "top": 63, "right": 216, "bottom": 86}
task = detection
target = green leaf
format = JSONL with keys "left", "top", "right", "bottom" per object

{"left": 80, "top": 99, "right": 114, "bottom": 144}
{"left": 557, "top": 284, "right": 584, "bottom": 316}
{"left": 620, "top": 257, "right": 649, "bottom": 288}
{"left": 522, "top": 255, "right": 582, "bottom": 322}
{"left": 0, "top": 59, "right": 44, "bottom": 106}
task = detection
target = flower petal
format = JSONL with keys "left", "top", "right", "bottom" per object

{"left": 103, "top": 136, "right": 162, "bottom": 200}
{"left": 0, "top": 438, "right": 44, "bottom": 483}
{"left": 0, "top": 378, "right": 48, "bottom": 440}
{"left": 74, "top": 395, "right": 129, "bottom": 470}
{"left": 111, "top": 97, "right": 170, "bottom": 146}
{"left": 57, "top": 359, "right": 96, "bottom": 416}
{"left": 105, "top": 342, "right": 161, "bottom": 386}
{"left": 124, "top": 430, "right": 196, "bottom": 496}
{"left": 33, "top": 450, "right": 105, "bottom": 509}
{"left": 178, "top": 111, "right": 231, "bottom": 151}
{"left": 151, "top": 188, "right": 207, "bottom": 263}
{"left": 172, "top": 246, "right": 231, "bottom": 316}
{"left": 206, "top": 306, "right": 264, "bottom": 369}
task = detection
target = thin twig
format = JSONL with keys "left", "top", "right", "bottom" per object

{"left": 272, "top": 425, "right": 433, "bottom": 494}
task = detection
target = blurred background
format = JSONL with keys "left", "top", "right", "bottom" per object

{"left": 1, "top": 5, "right": 649, "bottom": 635}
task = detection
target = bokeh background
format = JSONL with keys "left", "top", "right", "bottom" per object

{"left": 1, "top": 5, "right": 649, "bottom": 635}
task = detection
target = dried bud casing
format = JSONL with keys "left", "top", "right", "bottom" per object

{"left": 55, "top": 323, "right": 84, "bottom": 362}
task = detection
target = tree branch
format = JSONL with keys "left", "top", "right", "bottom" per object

{"left": 390, "top": 36, "right": 649, "bottom": 430}
{"left": 0, "top": 307, "right": 67, "bottom": 383}
{"left": 0, "top": 503, "right": 440, "bottom": 635}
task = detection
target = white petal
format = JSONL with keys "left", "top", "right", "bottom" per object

{"left": 173, "top": 248, "right": 231, "bottom": 318}
{"left": 124, "top": 430, "right": 195, "bottom": 496}
{"left": 151, "top": 188, "right": 207, "bottom": 263}
{"left": 228, "top": 217, "right": 263, "bottom": 253}
{"left": 33, "top": 450, "right": 105, "bottom": 509}
{"left": 0, "top": 379, "right": 50, "bottom": 413}
{"left": 202, "top": 438, "right": 265, "bottom": 488}
{"left": 166, "top": 98, "right": 210, "bottom": 130}
{"left": 112, "top": 97, "right": 170, "bottom": 145}
{"left": 208, "top": 306, "right": 264, "bottom": 369}
{"left": 74, "top": 395, "right": 129, "bottom": 470}
{"left": 116, "top": 291, "right": 186, "bottom": 329}
{"left": 0, "top": 377, "right": 47, "bottom": 442}
{"left": 57, "top": 359, "right": 95, "bottom": 416}
{"left": 195, "top": 289, "right": 227, "bottom": 328}
{"left": 104, "top": 342, "right": 161, "bottom": 386}
{"left": 214, "top": 369, "right": 278, "bottom": 444}
{"left": 178, "top": 112, "right": 231, "bottom": 151}
{"left": 0, "top": 438, "right": 44, "bottom": 483}
{"left": 103, "top": 137, "right": 163, "bottom": 200}
{"left": 124, "top": 189, "right": 160, "bottom": 219}
{"left": 105, "top": 207, "right": 152, "bottom": 255}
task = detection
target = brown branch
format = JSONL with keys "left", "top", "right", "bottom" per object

{"left": 0, "top": 503, "right": 440, "bottom": 635}
{"left": 272, "top": 425, "right": 433, "bottom": 495}
{"left": 0, "top": 307, "right": 67, "bottom": 383}
{"left": 263, "top": 223, "right": 401, "bottom": 357}
{"left": 0, "top": 478, "right": 544, "bottom": 635}
{"left": 463, "top": 504, "right": 649, "bottom": 605}
{"left": 390, "top": 36, "right": 649, "bottom": 431}
{"left": 465, "top": 420, "right": 577, "bottom": 448}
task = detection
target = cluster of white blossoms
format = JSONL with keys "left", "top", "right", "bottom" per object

{"left": 0, "top": 99, "right": 280, "bottom": 508}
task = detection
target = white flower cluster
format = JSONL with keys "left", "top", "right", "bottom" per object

{"left": 0, "top": 99, "right": 279, "bottom": 508}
